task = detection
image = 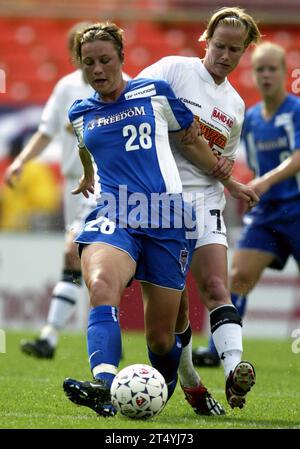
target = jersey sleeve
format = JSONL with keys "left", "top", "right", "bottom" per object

{"left": 154, "top": 79, "right": 194, "bottom": 131}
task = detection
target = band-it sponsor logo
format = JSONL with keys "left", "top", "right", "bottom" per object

{"left": 211, "top": 107, "right": 233, "bottom": 130}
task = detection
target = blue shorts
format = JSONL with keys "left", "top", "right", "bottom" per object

{"left": 238, "top": 198, "right": 300, "bottom": 270}
{"left": 75, "top": 203, "right": 196, "bottom": 290}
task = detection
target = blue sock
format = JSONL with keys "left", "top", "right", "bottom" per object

{"left": 231, "top": 292, "right": 247, "bottom": 318}
{"left": 87, "top": 305, "right": 122, "bottom": 387}
{"left": 148, "top": 335, "right": 182, "bottom": 400}
{"left": 208, "top": 293, "right": 247, "bottom": 354}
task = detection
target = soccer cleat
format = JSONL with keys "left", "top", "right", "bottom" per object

{"left": 225, "top": 361, "right": 256, "bottom": 409}
{"left": 63, "top": 378, "right": 117, "bottom": 417}
{"left": 192, "top": 346, "right": 221, "bottom": 367}
{"left": 20, "top": 338, "right": 55, "bottom": 359}
{"left": 181, "top": 382, "right": 226, "bottom": 416}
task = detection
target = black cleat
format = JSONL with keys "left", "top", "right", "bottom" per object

{"left": 20, "top": 338, "right": 55, "bottom": 359}
{"left": 226, "top": 361, "right": 256, "bottom": 409}
{"left": 63, "top": 377, "right": 117, "bottom": 417}
{"left": 181, "top": 382, "right": 225, "bottom": 416}
{"left": 192, "top": 346, "right": 221, "bottom": 367}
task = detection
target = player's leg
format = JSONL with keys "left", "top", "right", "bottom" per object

{"left": 190, "top": 244, "right": 256, "bottom": 408}
{"left": 177, "top": 190, "right": 254, "bottom": 408}
{"left": 186, "top": 190, "right": 228, "bottom": 367}
{"left": 175, "top": 289, "right": 225, "bottom": 415}
{"left": 137, "top": 223, "right": 195, "bottom": 402}
{"left": 20, "top": 231, "right": 82, "bottom": 359}
{"left": 201, "top": 247, "right": 275, "bottom": 363}
{"left": 64, "top": 242, "right": 136, "bottom": 416}
{"left": 142, "top": 282, "right": 183, "bottom": 400}
{"left": 201, "top": 220, "right": 291, "bottom": 368}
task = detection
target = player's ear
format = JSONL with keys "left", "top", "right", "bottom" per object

{"left": 120, "top": 51, "right": 125, "bottom": 63}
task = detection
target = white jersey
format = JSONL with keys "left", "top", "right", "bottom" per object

{"left": 139, "top": 56, "right": 245, "bottom": 194}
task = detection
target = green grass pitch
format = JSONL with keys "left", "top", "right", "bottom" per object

{"left": 0, "top": 330, "right": 299, "bottom": 429}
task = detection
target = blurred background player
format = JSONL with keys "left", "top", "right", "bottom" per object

{"left": 194, "top": 42, "right": 300, "bottom": 367}
{"left": 4, "top": 21, "right": 130, "bottom": 359}
{"left": 139, "top": 6, "right": 260, "bottom": 409}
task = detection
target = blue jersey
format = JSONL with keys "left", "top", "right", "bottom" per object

{"left": 69, "top": 78, "right": 194, "bottom": 200}
{"left": 243, "top": 94, "right": 300, "bottom": 203}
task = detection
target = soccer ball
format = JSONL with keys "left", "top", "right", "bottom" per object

{"left": 111, "top": 364, "right": 168, "bottom": 419}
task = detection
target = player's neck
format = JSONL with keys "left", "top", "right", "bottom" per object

{"left": 99, "top": 79, "right": 128, "bottom": 103}
{"left": 262, "top": 90, "right": 287, "bottom": 119}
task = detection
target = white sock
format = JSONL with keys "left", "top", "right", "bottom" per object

{"left": 177, "top": 326, "right": 201, "bottom": 387}
{"left": 43, "top": 281, "right": 81, "bottom": 345}
{"left": 220, "top": 350, "right": 242, "bottom": 378}
{"left": 212, "top": 323, "right": 243, "bottom": 378}
{"left": 40, "top": 324, "right": 59, "bottom": 347}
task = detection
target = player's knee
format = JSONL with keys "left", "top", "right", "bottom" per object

{"left": 202, "top": 275, "right": 228, "bottom": 307}
{"left": 146, "top": 331, "right": 173, "bottom": 355}
{"left": 87, "top": 276, "right": 117, "bottom": 307}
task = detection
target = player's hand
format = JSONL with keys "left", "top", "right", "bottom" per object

{"left": 223, "top": 178, "right": 260, "bottom": 208}
{"left": 72, "top": 175, "right": 95, "bottom": 198}
{"left": 210, "top": 154, "right": 234, "bottom": 180}
{"left": 247, "top": 176, "right": 271, "bottom": 196}
{"left": 181, "top": 119, "right": 200, "bottom": 144}
{"left": 4, "top": 159, "right": 23, "bottom": 188}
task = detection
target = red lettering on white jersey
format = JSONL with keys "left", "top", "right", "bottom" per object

{"left": 212, "top": 107, "right": 233, "bottom": 129}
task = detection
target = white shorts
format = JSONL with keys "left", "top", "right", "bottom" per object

{"left": 184, "top": 187, "right": 228, "bottom": 249}
{"left": 63, "top": 178, "right": 97, "bottom": 235}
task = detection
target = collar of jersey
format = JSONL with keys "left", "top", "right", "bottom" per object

{"left": 94, "top": 79, "right": 133, "bottom": 104}
{"left": 196, "top": 59, "right": 228, "bottom": 89}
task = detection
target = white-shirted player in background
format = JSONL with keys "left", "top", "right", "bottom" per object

{"left": 139, "top": 6, "right": 261, "bottom": 410}
{"left": 4, "top": 22, "right": 130, "bottom": 358}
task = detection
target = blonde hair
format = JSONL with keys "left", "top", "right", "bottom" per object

{"left": 251, "top": 42, "right": 286, "bottom": 70}
{"left": 73, "top": 21, "right": 124, "bottom": 65}
{"left": 67, "top": 21, "right": 94, "bottom": 54}
{"left": 199, "top": 7, "right": 262, "bottom": 49}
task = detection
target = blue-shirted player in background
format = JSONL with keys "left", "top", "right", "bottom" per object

{"left": 195, "top": 42, "right": 300, "bottom": 367}
{"left": 61, "top": 22, "right": 258, "bottom": 417}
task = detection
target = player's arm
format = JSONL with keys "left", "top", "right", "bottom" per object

{"left": 248, "top": 150, "right": 300, "bottom": 195}
{"left": 72, "top": 145, "right": 95, "bottom": 198}
{"left": 179, "top": 131, "right": 259, "bottom": 206}
{"left": 180, "top": 122, "right": 233, "bottom": 180}
{"left": 4, "top": 131, "right": 52, "bottom": 188}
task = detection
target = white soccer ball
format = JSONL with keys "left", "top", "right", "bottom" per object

{"left": 111, "top": 364, "right": 168, "bottom": 419}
